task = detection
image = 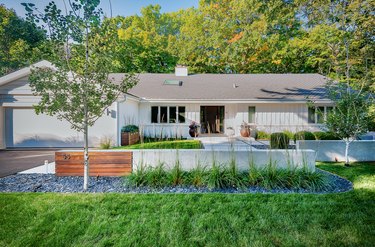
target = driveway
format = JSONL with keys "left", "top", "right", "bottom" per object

{"left": 0, "top": 150, "right": 56, "bottom": 178}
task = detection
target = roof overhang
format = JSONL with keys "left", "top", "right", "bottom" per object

{"left": 138, "top": 98, "right": 333, "bottom": 104}
{"left": 0, "top": 60, "right": 55, "bottom": 87}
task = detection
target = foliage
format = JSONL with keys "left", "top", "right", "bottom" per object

{"left": 293, "top": 131, "right": 316, "bottom": 142}
{"left": 255, "top": 131, "right": 271, "bottom": 140}
{"left": 187, "top": 164, "right": 206, "bottom": 187}
{"left": 127, "top": 161, "right": 328, "bottom": 191}
{"left": 0, "top": 5, "right": 45, "bottom": 76}
{"left": 3, "top": 0, "right": 374, "bottom": 95}
{"left": 23, "top": 0, "right": 138, "bottom": 190}
{"left": 313, "top": 131, "right": 340, "bottom": 140}
{"left": 114, "top": 140, "right": 202, "bottom": 149}
{"left": 121, "top": 125, "right": 139, "bottom": 133}
{"left": 169, "top": 159, "right": 185, "bottom": 186}
{"left": 270, "top": 132, "right": 290, "bottom": 149}
{"left": 325, "top": 83, "right": 373, "bottom": 141}
{"left": 282, "top": 130, "right": 295, "bottom": 140}
{"left": 99, "top": 136, "right": 112, "bottom": 149}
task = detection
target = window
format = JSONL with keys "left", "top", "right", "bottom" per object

{"left": 160, "top": 107, "right": 168, "bottom": 123}
{"left": 151, "top": 106, "right": 158, "bottom": 123}
{"left": 151, "top": 106, "right": 186, "bottom": 124}
{"left": 308, "top": 106, "right": 334, "bottom": 124}
{"left": 308, "top": 107, "right": 315, "bottom": 123}
{"left": 317, "top": 106, "right": 325, "bottom": 124}
{"left": 169, "top": 107, "right": 177, "bottom": 123}
{"left": 248, "top": 106, "right": 256, "bottom": 123}
{"left": 178, "top": 106, "right": 186, "bottom": 123}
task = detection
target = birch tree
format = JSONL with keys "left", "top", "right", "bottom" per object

{"left": 23, "top": 0, "right": 138, "bottom": 190}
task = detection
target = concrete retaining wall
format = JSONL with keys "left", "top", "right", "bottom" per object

{"left": 132, "top": 149, "right": 316, "bottom": 172}
{"left": 296, "top": 140, "right": 375, "bottom": 162}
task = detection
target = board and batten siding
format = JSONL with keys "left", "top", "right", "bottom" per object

{"left": 234, "top": 103, "right": 320, "bottom": 133}
{"left": 126, "top": 102, "right": 322, "bottom": 138}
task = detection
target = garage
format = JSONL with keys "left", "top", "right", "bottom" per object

{"left": 3, "top": 106, "right": 118, "bottom": 148}
{"left": 4, "top": 108, "right": 83, "bottom": 148}
{"left": 0, "top": 61, "right": 118, "bottom": 149}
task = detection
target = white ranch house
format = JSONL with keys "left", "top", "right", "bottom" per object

{"left": 0, "top": 61, "right": 333, "bottom": 148}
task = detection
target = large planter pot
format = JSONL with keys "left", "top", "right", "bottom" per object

{"left": 240, "top": 128, "right": 250, "bottom": 137}
{"left": 189, "top": 128, "right": 198, "bottom": 138}
{"left": 121, "top": 132, "right": 140, "bottom": 146}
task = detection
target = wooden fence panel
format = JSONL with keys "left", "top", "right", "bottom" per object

{"left": 55, "top": 151, "right": 132, "bottom": 176}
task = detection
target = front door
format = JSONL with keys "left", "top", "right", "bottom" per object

{"left": 200, "top": 106, "right": 225, "bottom": 134}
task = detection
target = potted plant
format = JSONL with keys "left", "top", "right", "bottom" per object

{"left": 121, "top": 125, "right": 140, "bottom": 146}
{"left": 189, "top": 121, "right": 199, "bottom": 137}
{"left": 240, "top": 122, "right": 250, "bottom": 137}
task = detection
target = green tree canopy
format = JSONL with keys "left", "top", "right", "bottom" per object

{"left": 0, "top": 4, "right": 45, "bottom": 75}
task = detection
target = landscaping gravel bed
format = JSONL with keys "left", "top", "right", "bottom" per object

{"left": 0, "top": 169, "right": 352, "bottom": 194}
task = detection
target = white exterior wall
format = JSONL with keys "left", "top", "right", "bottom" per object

{"left": 4, "top": 104, "right": 117, "bottom": 148}
{"left": 128, "top": 102, "right": 324, "bottom": 138}
{"left": 297, "top": 140, "right": 375, "bottom": 162}
{"left": 234, "top": 103, "right": 323, "bottom": 133}
{"left": 133, "top": 149, "right": 316, "bottom": 172}
{"left": 138, "top": 102, "right": 196, "bottom": 138}
{"left": 1, "top": 76, "right": 117, "bottom": 148}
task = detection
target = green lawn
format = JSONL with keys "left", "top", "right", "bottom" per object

{"left": 113, "top": 140, "right": 202, "bottom": 149}
{"left": 0, "top": 162, "right": 374, "bottom": 246}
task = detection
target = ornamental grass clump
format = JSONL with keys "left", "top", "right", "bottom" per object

{"left": 188, "top": 164, "right": 206, "bottom": 187}
{"left": 145, "top": 162, "right": 169, "bottom": 188}
{"left": 127, "top": 164, "right": 148, "bottom": 187}
{"left": 126, "top": 162, "right": 329, "bottom": 191}
{"left": 222, "top": 158, "right": 246, "bottom": 189}
{"left": 206, "top": 163, "right": 225, "bottom": 189}
{"left": 168, "top": 160, "right": 185, "bottom": 186}
{"left": 270, "top": 132, "right": 290, "bottom": 149}
{"left": 293, "top": 131, "right": 316, "bottom": 142}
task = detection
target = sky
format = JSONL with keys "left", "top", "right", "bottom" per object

{"left": 0, "top": 0, "right": 199, "bottom": 18}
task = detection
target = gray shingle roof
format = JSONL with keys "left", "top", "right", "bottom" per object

{"left": 109, "top": 73, "right": 330, "bottom": 101}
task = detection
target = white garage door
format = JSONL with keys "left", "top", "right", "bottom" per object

{"left": 5, "top": 108, "right": 84, "bottom": 148}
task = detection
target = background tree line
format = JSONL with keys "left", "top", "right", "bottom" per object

{"left": 1, "top": 0, "right": 374, "bottom": 92}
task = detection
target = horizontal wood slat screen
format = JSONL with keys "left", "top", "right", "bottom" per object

{"left": 55, "top": 151, "right": 132, "bottom": 177}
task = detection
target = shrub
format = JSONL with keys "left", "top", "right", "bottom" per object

{"left": 145, "top": 163, "right": 168, "bottom": 187}
{"left": 313, "top": 131, "right": 340, "bottom": 140}
{"left": 127, "top": 165, "right": 148, "bottom": 187}
{"left": 126, "top": 163, "right": 329, "bottom": 191}
{"left": 188, "top": 164, "right": 206, "bottom": 187}
{"left": 293, "top": 131, "right": 316, "bottom": 142}
{"left": 205, "top": 164, "right": 225, "bottom": 189}
{"left": 270, "top": 132, "right": 290, "bottom": 149}
{"left": 169, "top": 161, "right": 185, "bottom": 186}
{"left": 222, "top": 158, "right": 246, "bottom": 189}
{"left": 99, "top": 136, "right": 112, "bottom": 149}
{"left": 115, "top": 140, "right": 202, "bottom": 149}
{"left": 256, "top": 131, "right": 271, "bottom": 140}
{"left": 121, "top": 125, "right": 139, "bottom": 133}
{"left": 282, "top": 130, "right": 295, "bottom": 140}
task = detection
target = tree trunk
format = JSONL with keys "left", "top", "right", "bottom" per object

{"left": 344, "top": 140, "right": 350, "bottom": 167}
{"left": 83, "top": 118, "right": 89, "bottom": 191}
{"left": 83, "top": 24, "right": 90, "bottom": 191}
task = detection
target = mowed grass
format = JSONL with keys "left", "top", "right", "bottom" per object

{"left": 0, "top": 163, "right": 374, "bottom": 246}
{"left": 113, "top": 140, "right": 202, "bottom": 149}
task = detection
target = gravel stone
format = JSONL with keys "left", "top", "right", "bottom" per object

{"left": 0, "top": 168, "right": 352, "bottom": 194}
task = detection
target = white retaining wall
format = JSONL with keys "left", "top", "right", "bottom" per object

{"left": 132, "top": 149, "right": 316, "bottom": 172}
{"left": 296, "top": 140, "right": 375, "bottom": 162}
